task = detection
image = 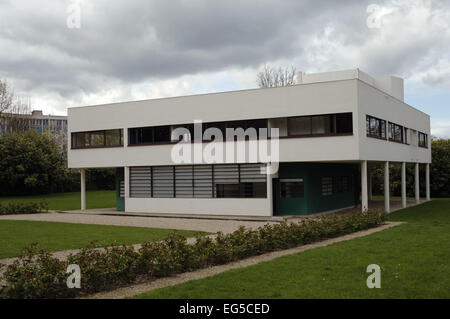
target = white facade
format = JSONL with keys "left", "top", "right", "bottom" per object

{"left": 68, "top": 69, "right": 431, "bottom": 216}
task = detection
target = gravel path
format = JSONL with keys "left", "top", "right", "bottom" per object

{"left": 84, "top": 221, "right": 405, "bottom": 299}
{"left": 0, "top": 211, "right": 277, "bottom": 233}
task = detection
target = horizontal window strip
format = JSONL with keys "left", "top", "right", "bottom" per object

{"left": 128, "top": 164, "right": 267, "bottom": 199}
{"left": 127, "top": 113, "right": 353, "bottom": 146}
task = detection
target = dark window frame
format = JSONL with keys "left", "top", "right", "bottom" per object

{"left": 279, "top": 178, "right": 305, "bottom": 198}
{"left": 366, "top": 115, "right": 387, "bottom": 140}
{"left": 418, "top": 131, "right": 428, "bottom": 148}
{"left": 129, "top": 163, "right": 267, "bottom": 199}
{"left": 388, "top": 121, "right": 405, "bottom": 144}
{"left": 127, "top": 113, "right": 353, "bottom": 147}
{"left": 71, "top": 129, "right": 123, "bottom": 149}
{"left": 287, "top": 113, "right": 353, "bottom": 138}
{"left": 321, "top": 177, "right": 333, "bottom": 196}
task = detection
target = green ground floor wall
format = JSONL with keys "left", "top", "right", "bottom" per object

{"left": 116, "top": 162, "right": 359, "bottom": 215}
{"left": 274, "top": 162, "right": 359, "bottom": 215}
{"left": 116, "top": 167, "right": 124, "bottom": 212}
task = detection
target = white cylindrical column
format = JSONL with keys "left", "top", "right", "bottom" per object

{"left": 384, "top": 161, "right": 390, "bottom": 213}
{"left": 426, "top": 163, "right": 430, "bottom": 200}
{"left": 361, "top": 160, "right": 368, "bottom": 213}
{"left": 401, "top": 162, "right": 407, "bottom": 208}
{"left": 415, "top": 163, "right": 420, "bottom": 204}
{"left": 80, "top": 168, "right": 86, "bottom": 211}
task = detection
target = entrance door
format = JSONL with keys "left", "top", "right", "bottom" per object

{"left": 273, "top": 178, "right": 307, "bottom": 215}
{"left": 116, "top": 167, "right": 125, "bottom": 212}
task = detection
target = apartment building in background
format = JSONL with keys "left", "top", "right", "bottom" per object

{"left": 0, "top": 110, "right": 67, "bottom": 135}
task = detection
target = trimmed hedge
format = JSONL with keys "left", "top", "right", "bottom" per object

{"left": 0, "top": 210, "right": 386, "bottom": 299}
{"left": 0, "top": 200, "right": 49, "bottom": 215}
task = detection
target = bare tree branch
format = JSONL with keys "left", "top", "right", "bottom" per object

{"left": 2, "top": 96, "right": 32, "bottom": 134}
{"left": 257, "top": 65, "right": 297, "bottom": 88}
{"left": 0, "top": 79, "right": 14, "bottom": 116}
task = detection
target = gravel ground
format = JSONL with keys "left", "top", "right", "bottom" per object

{"left": 0, "top": 211, "right": 277, "bottom": 233}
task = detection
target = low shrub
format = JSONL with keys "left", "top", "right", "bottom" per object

{"left": 0, "top": 209, "right": 386, "bottom": 299}
{"left": 0, "top": 200, "right": 49, "bottom": 215}
{"left": 0, "top": 244, "right": 74, "bottom": 299}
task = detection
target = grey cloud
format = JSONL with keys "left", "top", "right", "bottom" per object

{"left": 0, "top": 0, "right": 449, "bottom": 109}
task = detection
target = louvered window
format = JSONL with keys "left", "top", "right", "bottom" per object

{"left": 129, "top": 167, "right": 151, "bottom": 198}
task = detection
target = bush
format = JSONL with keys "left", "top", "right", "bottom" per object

{"left": 0, "top": 200, "right": 49, "bottom": 215}
{"left": 0, "top": 210, "right": 386, "bottom": 299}
{"left": 0, "top": 244, "right": 75, "bottom": 299}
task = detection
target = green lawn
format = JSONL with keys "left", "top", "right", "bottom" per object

{"left": 0, "top": 220, "right": 201, "bottom": 259}
{"left": 133, "top": 198, "right": 450, "bottom": 299}
{"left": 0, "top": 190, "right": 115, "bottom": 211}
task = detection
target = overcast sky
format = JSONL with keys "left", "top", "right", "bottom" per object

{"left": 0, "top": 0, "right": 449, "bottom": 137}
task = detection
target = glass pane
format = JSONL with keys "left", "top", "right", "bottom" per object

{"left": 288, "top": 117, "right": 311, "bottom": 135}
{"left": 280, "top": 180, "right": 304, "bottom": 198}
{"left": 336, "top": 113, "right": 353, "bottom": 133}
{"left": 394, "top": 125, "right": 402, "bottom": 142}
{"left": 312, "top": 115, "right": 331, "bottom": 134}
{"left": 105, "top": 129, "right": 121, "bottom": 146}
{"left": 171, "top": 124, "right": 193, "bottom": 142}
{"left": 152, "top": 166, "right": 174, "bottom": 198}
{"left": 380, "top": 120, "right": 386, "bottom": 138}
{"left": 269, "top": 118, "right": 288, "bottom": 137}
{"left": 74, "top": 132, "right": 88, "bottom": 148}
{"left": 90, "top": 131, "right": 104, "bottom": 146}
{"left": 216, "top": 183, "right": 240, "bottom": 198}
{"left": 140, "top": 127, "right": 154, "bottom": 143}
{"left": 246, "top": 119, "right": 268, "bottom": 138}
{"left": 366, "top": 117, "right": 370, "bottom": 135}
{"left": 321, "top": 177, "right": 333, "bottom": 196}
{"left": 154, "top": 126, "right": 171, "bottom": 143}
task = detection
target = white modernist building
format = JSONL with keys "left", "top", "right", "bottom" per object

{"left": 68, "top": 69, "right": 431, "bottom": 217}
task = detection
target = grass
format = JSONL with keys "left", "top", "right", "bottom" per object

{"left": 0, "top": 190, "right": 115, "bottom": 211}
{"left": 0, "top": 220, "right": 202, "bottom": 259}
{"left": 133, "top": 198, "right": 450, "bottom": 299}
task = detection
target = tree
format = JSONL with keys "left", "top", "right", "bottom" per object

{"left": 1, "top": 97, "right": 31, "bottom": 134}
{"left": 257, "top": 65, "right": 297, "bottom": 88}
{"left": 369, "top": 138, "right": 449, "bottom": 198}
{"left": 429, "top": 138, "right": 450, "bottom": 197}
{"left": 0, "top": 79, "right": 14, "bottom": 116}
{"left": 0, "top": 130, "right": 67, "bottom": 195}
{"left": 0, "top": 79, "right": 31, "bottom": 134}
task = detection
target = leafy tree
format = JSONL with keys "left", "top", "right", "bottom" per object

{"left": 429, "top": 138, "right": 449, "bottom": 197}
{"left": 0, "top": 130, "right": 66, "bottom": 195}
{"left": 369, "top": 138, "right": 449, "bottom": 198}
